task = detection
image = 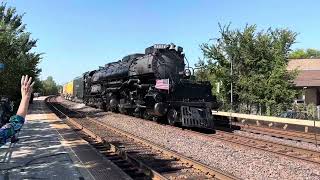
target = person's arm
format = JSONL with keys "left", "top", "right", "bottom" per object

{"left": 0, "top": 75, "right": 34, "bottom": 145}
{"left": 17, "top": 75, "right": 34, "bottom": 118}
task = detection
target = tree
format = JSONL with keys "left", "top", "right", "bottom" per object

{"left": 200, "top": 24, "right": 299, "bottom": 115}
{"left": 0, "top": 3, "right": 41, "bottom": 103}
{"left": 40, "top": 76, "right": 59, "bottom": 95}
{"left": 194, "top": 59, "right": 210, "bottom": 81}
{"left": 289, "top": 48, "right": 320, "bottom": 59}
{"left": 194, "top": 59, "right": 220, "bottom": 97}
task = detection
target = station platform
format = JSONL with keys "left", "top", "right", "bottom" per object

{"left": 213, "top": 111, "right": 320, "bottom": 133}
{"left": 0, "top": 97, "right": 132, "bottom": 180}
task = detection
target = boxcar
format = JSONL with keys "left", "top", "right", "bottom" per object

{"left": 65, "top": 81, "right": 74, "bottom": 100}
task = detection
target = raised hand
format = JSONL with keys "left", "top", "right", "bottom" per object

{"left": 21, "top": 75, "right": 35, "bottom": 100}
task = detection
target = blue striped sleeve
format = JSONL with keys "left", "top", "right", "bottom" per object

{"left": 0, "top": 115, "right": 25, "bottom": 146}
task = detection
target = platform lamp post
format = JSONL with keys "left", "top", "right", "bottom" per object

{"left": 303, "top": 87, "right": 307, "bottom": 104}
{"left": 0, "top": 63, "right": 4, "bottom": 106}
{"left": 229, "top": 58, "right": 233, "bottom": 129}
{"left": 304, "top": 86, "right": 320, "bottom": 147}
{"left": 303, "top": 86, "right": 318, "bottom": 147}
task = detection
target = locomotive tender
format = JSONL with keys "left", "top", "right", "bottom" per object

{"left": 64, "top": 44, "right": 218, "bottom": 129}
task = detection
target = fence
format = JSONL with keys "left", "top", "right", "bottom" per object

{"left": 218, "top": 102, "right": 320, "bottom": 120}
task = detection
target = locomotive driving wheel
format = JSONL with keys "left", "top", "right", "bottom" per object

{"left": 98, "top": 102, "right": 106, "bottom": 111}
{"left": 167, "top": 108, "right": 178, "bottom": 126}
{"left": 109, "top": 96, "right": 119, "bottom": 112}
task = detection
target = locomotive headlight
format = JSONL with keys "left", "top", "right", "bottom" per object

{"left": 184, "top": 69, "right": 191, "bottom": 77}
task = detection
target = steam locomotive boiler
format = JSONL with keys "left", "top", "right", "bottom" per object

{"left": 80, "top": 44, "right": 218, "bottom": 129}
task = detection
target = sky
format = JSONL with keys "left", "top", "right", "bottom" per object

{"left": 5, "top": 0, "right": 320, "bottom": 84}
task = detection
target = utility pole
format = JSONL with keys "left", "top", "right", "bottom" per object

{"left": 229, "top": 58, "right": 233, "bottom": 129}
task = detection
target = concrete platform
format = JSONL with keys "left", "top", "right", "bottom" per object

{"left": 213, "top": 111, "right": 320, "bottom": 133}
{"left": 0, "top": 97, "right": 132, "bottom": 180}
{"left": 213, "top": 111, "right": 320, "bottom": 127}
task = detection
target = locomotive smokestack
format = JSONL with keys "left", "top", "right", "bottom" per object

{"left": 169, "top": 43, "right": 176, "bottom": 50}
{"left": 177, "top": 46, "right": 183, "bottom": 53}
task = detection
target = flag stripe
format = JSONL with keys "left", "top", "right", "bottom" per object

{"left": 155, "top": 79, "right": 169, "bottom": 90}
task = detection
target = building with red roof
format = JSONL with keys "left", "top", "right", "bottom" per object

{"left": 288, "top": 59, "right": 320, "bottom": 105}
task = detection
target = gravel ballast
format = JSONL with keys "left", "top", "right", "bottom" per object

{"left": 57, "top": 97, "right": 320, "bottom": 180}
{"left": 234, "top": 130, "right": 320, "bottom": 152}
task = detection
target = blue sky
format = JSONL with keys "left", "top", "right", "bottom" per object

{"left": 6, "top": 0, "right": 320, "bottom": 84}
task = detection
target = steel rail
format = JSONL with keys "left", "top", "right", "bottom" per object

{"left": 47, "top": 97, "right": 167, "bottom": 180}
{"left": 235, "top": 123, "right": 319, "bottom": 144}
{"left": 163, "top": 123, "right": 320, "bottom": 166}
{"left": 211, "top": 130, "right": 320, "bottom": 165}
{"left": 54, "top": 96, "right": 320, "bottom": 167}
{"left": 165, "top": 124, "right": 320, "bottom": 166}
{"left": 47, "top": 97, "right": 239, "bottom": 180}
{"left": 90, "top": 119, "right": 238, "bottom": 180}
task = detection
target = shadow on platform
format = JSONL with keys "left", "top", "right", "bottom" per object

{"left": 0, "top": 119, "right": 85, "bottom": 179}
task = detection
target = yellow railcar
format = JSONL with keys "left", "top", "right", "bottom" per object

{"left": 66, "top": 81, "right": 74, "bottom": 97}
{"left": 62, "top": 81, "right": 74, "bottom": 99}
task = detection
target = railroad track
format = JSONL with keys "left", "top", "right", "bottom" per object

{"left": 171, "top": 125, "right": 320, "bottom": 166}
{"left": 233, "top": 123, "right": 319, "bottom": 145}
{"left": 167, "top": 125, "right": 320, "bottom": 166}
{"left": 211, "top": 130, "right": 320, "bottom": 165}
{"left": 51, "top": 97, "right": 320, "bottom": 175}
{"left": 46, "top": 97, "right": 238, "bottom": 180}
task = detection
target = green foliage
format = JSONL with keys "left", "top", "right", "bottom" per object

{"left": 194, "top": 60, "right": 209, "bottom": 81}
{"left": 0, "top": 3, "right": 41, "bottom": 102}
{"left": 194, "top": 59, "right": 221, "bottom": 99}
{"left": 40, "top": 76, "right": 59, "bottom": 96}
{"left": 289, "top": 48, "right": 320, "bottom": 59}
{"left": 306, "top": 103, "right": 317, "bottom": 120}
{"left": 200, "top": 23, "right": 299, "bottom": 115}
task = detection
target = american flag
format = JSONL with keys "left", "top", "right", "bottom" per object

{"left": 155, "top": 79, "right": 170, "bottom": 90}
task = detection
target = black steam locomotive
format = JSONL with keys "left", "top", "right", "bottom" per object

{"left": 68, "top": 44, "right": 218, "bottom": 129}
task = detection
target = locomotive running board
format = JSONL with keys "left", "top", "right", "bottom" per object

{"left": 181, "top": 106, "right": 214, "bottom": 129}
